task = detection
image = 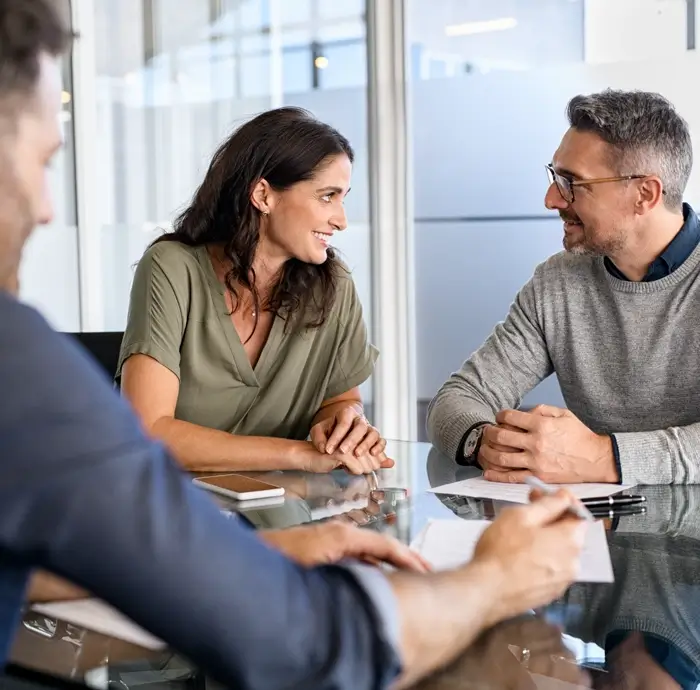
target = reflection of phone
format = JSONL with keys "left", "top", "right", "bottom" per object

{"left": 192, "top": 474, "right": 285, "bottom": 501}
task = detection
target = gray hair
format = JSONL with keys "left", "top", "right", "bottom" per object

{"left": 566, "top": 90, "right": 692, "bottom": 211}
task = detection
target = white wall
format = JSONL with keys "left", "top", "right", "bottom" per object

{"left": 407, "top": 0, "right": 583, "bottom": 72}
{"left": 584, "top": 0, "right": 688, "bottom": 63}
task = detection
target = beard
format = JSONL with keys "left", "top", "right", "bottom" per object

{"left": 560, "top": 211, "right": 624, "bottom": 257}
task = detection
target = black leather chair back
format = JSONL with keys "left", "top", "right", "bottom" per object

{"left": 65, "top": 332, "right": 124, "bottom": 381}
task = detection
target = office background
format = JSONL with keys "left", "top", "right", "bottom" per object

{"left": 24, "top": 0, "right": 700, "bottom": 440}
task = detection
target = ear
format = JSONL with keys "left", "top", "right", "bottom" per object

{"left": 250, "top": 179, "right": 274, "bottom": 214}
{"left": 635, "top": 176, "right": 664, "bottom": 215}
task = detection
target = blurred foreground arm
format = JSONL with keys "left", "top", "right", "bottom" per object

{"left": 0, "top": 295, "right": 584, "bottom": 689}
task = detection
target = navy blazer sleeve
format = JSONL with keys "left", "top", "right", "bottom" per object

{"left": 0, "top": 293, "right": 401, "bottom": 690}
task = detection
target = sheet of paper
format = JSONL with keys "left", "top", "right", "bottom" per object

{"left": 428, "top": 476, "right": 631, "bottom": 503}
{"left": 411, "top": 518, "right": 613, "bottom": 583}
{"left": 32, "top": 599, "right": 165, "bottom": 650}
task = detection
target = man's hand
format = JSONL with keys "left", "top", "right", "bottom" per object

{"left": 477, "top": 422, "right": 522, "bottom": 467}
{"left": 470, "top": 490, "right": 588, "bottom": 625}
{"left": 310, "top": 404, "right": 393, "bottom": 468}
{"left": 260, "top": 521, "right": 430, "bottom": 572}
{"left": 478, "top": 405, "right": 617, "bottom": 484}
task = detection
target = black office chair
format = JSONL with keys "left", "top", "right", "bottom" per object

{"left": 64, "top": 332, "right": 124, "bottom": 382}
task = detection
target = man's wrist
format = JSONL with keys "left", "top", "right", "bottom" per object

{"left": 458, "top": 558, "right": 507, "bottom": 629}
{"left": 595, "top": 434, "right": 620, "bottom": 483}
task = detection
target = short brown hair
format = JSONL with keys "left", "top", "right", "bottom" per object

{"left": 0, "top": 0, "right": 71, "bottom": 103}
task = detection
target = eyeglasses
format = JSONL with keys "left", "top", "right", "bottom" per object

{"left": 545, "top": 164, "right": 663, "bottom": 203}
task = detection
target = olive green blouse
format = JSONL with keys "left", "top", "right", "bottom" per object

{"left": 116, "top": 241, "right": 378, "bottom": 440}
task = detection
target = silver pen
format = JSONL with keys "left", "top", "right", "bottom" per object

{"left": 524, "top": 476, "right": 595, "bottom": 522}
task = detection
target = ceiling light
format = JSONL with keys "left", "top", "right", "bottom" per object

{"left": 314, "top": 56, "right": 329, "bottom": 69}
{"left": 61, "top": 90, "right": 71, "bottom": 104}
{"left": 445, "top": 17, "right": 518, "bottom": 37}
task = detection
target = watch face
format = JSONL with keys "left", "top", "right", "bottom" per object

{"left": 464, "top": 427, "right": 482, "bottom": 457}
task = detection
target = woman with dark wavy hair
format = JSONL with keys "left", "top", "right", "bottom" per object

{"left": 117, "top": 107, "right": 391, "bottom": 475}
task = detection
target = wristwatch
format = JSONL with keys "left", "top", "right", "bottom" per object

{"left": 463, "top": 424, "right": 486, "bottom": 465}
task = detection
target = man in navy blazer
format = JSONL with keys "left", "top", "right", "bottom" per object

{"left": 0, "top": 2, "right": 587, "bottom": 688}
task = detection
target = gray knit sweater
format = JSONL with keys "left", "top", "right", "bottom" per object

{"left": 427, "top": 242, "right": 700, "bottom": 485}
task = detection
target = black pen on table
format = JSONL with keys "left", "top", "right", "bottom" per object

{"left": 588, "top": 506, "right": 647, "bottom": 519}
{"left": 581, "top": 495, "right": 646, "bottom": 507}
{"left": 588, "top": 502, "right": 647, "bottom": 516}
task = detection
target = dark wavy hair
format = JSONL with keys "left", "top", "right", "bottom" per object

{"left": 153, "top": 106, "right": 354, "bottom": 331}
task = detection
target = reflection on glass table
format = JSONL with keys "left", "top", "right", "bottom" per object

{"left": 11, "top": 442, "right": 700, "bottom": 689}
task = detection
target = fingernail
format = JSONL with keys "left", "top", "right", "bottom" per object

{"left": 319, "top": 444, "right": 325, "bottom": 454}
{"left": 326, "top": 445, "right": 334, "bottom": 454}
{"left": 340, "top": 444, "right": 348, "bottom": 454}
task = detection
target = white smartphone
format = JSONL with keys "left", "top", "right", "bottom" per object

{"left": 192, "top": 474, "right": 285, "bottom": 501}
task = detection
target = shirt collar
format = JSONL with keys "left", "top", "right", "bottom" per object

{"left": 605, "top": 203, "right": 700, "bottom": 282}
{"left": 657, "top": 202, "right": 699, "bottom": 274}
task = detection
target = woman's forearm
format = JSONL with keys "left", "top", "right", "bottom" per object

{"left": 150, "top": 417, "right": 311, "bottom": 472}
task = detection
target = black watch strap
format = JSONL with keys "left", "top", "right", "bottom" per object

{"left": 456, "top": 422, "right": 488, "bottom": 467}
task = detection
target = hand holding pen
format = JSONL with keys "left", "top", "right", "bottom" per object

{"left": 524, "top": 477, "right": 595, "bottom": 521}
{"left": 525, "top": 476, "right": 646, "bottom": 520}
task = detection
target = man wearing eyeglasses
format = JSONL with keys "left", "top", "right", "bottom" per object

{"left": 428, "top": 89, "right": 700, "bottom": 487}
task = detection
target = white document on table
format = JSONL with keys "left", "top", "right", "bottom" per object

{"left": 428, "top": 476, "right": 631, "bottom": 503}
{"left": 411, "top": 518, "right": 614, "bottom": 583}
{"left": 32, "top": 599, "right": 165, "bottom": 650}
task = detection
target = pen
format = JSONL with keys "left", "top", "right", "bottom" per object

{"left": 588, "top": 505, "right": 647, "bottom": 518}
{"left": 524, "top": 476, "right": 595, "bottom": 522}
{"left": 582, "top": 496, "right": 646, "bottom": 507}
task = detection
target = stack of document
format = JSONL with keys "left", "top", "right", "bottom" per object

{"left": 411, "top": 518, "right": 614, "bottom": 582}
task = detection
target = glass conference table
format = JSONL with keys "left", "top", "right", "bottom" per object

{"left": 9, "top": 440, "right": 700, "bottom": 689}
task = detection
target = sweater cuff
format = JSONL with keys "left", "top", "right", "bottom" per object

{"left": 610, "top": 434, "right": 623, "bottom": 484}
{"left": 612, "top": 430, "right": 673, "bottom": 485}
{"left": 428, "top": 407, "right": 496, "bottom": 464}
